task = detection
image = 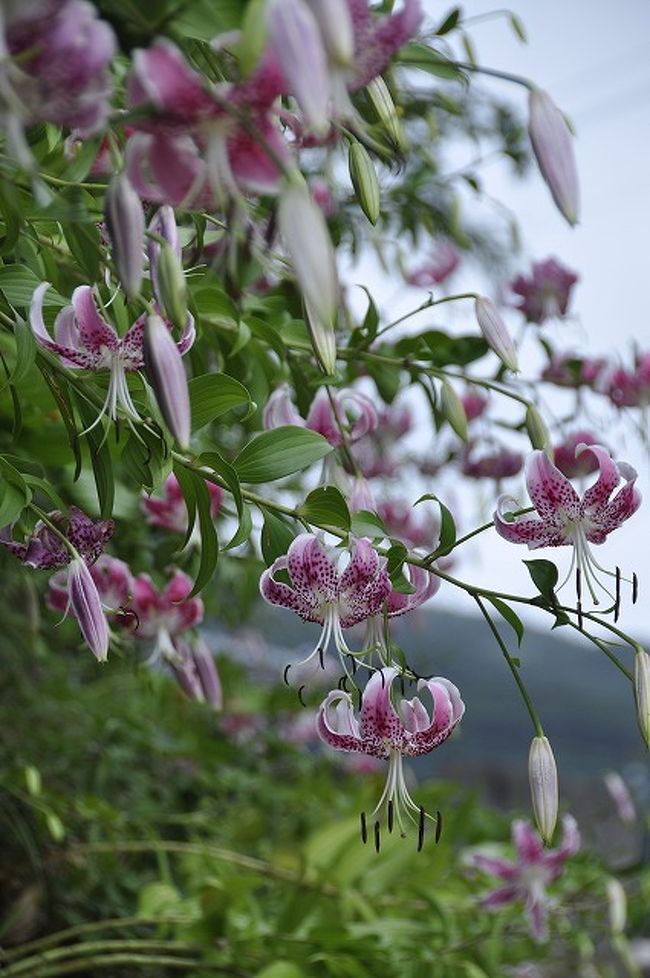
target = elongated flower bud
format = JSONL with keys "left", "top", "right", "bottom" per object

{"left": 267, "top": 0, "right": 330, "bottom": 136}
{"left": 156, "top": 242, "right": 188, "bottom": 331}
{"left": 529, "top": 735, "right": 558, "bottom": 845}
{"left": 143, "top": 314, "right": 191, "bottom": 449}
{"left": 304, "top": 299, "right": 337, "bottom": 375}
{"left": 148, "top": 205, "right": 180, "bottom": 302}
{"left": 305, "top": 0, "right": 354, "bottom": 65}
{"left": 366, "top": 77, "right": 408, "bottom": 152}
{"left": 105, "top": 173, "right": 145, "bottom": 299}
{"left": 68, "top": 557, "right": 109, "bottom": 662}
{"left": 475, "top": 296, "right": 519, "bottom": 373}
{"left": 349, "top": 141, "right": 381, "bottom": 225}
{"left": 528, "top": 88, "right": 579, "bottom": 227}
{"left": 606, "top": 878, "right": 627, "bottom": 935}
{"left": 193, "top": 637, "right": 223, "bottom": 711}
{"left": 525, "top": 405, "right": 552, "bottom": 456}
{"left": 634, "top": 650, "right": 650, "bottom": 748}
{"left": 441, "top": 381, "right": 467, "bottom": 441}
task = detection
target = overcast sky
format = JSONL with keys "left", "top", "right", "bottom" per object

{"left": 348, "top": 0, "right": 650, "bottom": 644}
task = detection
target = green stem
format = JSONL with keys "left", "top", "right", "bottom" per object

{"left": 372, "top": 291, "right": 478, "bottom": 342}
{"left": 451, "top": 61, "right": 533, "bottom": 89}
{"left": 475, "top": 594, "right": 544, "bottom": 736}
{"left": 1, "top": 953, "right": 209, "bottom": 977}
{"left": 1, "top": 940, "right": 200, "bottom": 978}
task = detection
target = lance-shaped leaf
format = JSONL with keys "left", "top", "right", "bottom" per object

{"left": 233, "top": 426, "right": 332, "bottom": 483}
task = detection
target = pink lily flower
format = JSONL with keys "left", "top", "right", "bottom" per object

{"left": 142, "top": 473, "right": 222, "bottom": 536}
{"left": 461, "top": 390, "right": 488, "bottom": 423}
{"left": 30, "top": 283, "right": 195, "bottom": 429}
{"left": 125, "top": 569, "right": 204, "bottom": 662}
{"left": 263, "top": 385, "right": 378, "bottom": 448}
{"left": 604, "top": 353, "right": 650, "bottom": 409}
{"left": 541, "top": 353, "right": 606, "bottom": 389}
{"left": 553, "top": 431, "right": 604, "bottom": 479}
{"left": 510, "top": 257, "right": 578, "bottom": 325}
{"left": 406, "top": 241, "right": 460, "bottom": 288}
{"left": 1, "top": 506, "right": 113, "bottom": 570}
{"left": 318, "top": 666, "right": 464, "bottom": 848}
{"left": 169, "top": 635, "right": 222, "bottom": 711}
{"left": 494, "top": 446, "right": 641, "bottom": 601}
{"left": 376, "top": 499, "right": 439, "bottom": 550}
{"left": 362, "top": 562, "right": 439, "bottom": 664}
{"left": 260, "top": 534, "right": 392, "bottom": 676}
{"left": 461, "top": 442, "right": 523, "bottom": 481}
{"left": 345, "top": 0, "right": 423, "bottom": 92}
{"left": 469, "top": 815, "right": 580, "bottom": 943}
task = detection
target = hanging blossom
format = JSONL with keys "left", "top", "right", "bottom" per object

{"left": 361, "top": 563, "right": 439, "bottom": 667}
{"left": 541, "top": 352, "right": 606, "bottom": 390}
{"left": 142, "top": 473, "right": 223, "bottom": 536}
{"left": 263, "top": 385, "right": 378, "bottom": 448}
{"left": 376, "top": 499, "right": 440, "bottom": 551}
{"left": 123, "top": 569, "right": 204, "bottom": 663}
{"left": 0, "top": 506, "right": 113, "bottom": 570}
{"left": 553, "top": 431, "right": 603, "bottom": 479}
{"left": 168, "top": 635, "right": 223, "bottom": 711}
{"left": 510, "top": 258, "right": 578, "bottom": 325}
{"left": 602, "top": 353, "right": 650, "bottom": 409}
{"left": 0, "top": 0, "right": 116, "bottom": 167}
{"left": 468, "top": 816, "right": 580, "bottom": 943}
{"left": 30, "top": 283, "right": 195, "bottom": 430}
{"left": 494, "top": 446, "right": 641, "bottom": 602}
{"left": 406, "top": 241, "right": 460, "bottom": 288}
{"left": 461, "top": 441, "right": 523, "bottom": 482}
{"left": 48, "top": 553, "right": 133, "bottom": 617}
{"left": 318, "top": 666, "right": 464, "bottom": 849}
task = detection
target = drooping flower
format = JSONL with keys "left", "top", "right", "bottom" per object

{"left": 125, "top": 569, "right": 204, "bottom": 662}
{"left": 553, "top": 431, "right": 603, "bottom": 479}
{"left": 48, "top": 554, "right": 134, "bottom": 618}
{"left": 603, "top": 771, "right": 636, "bottom": 824}
{"left": 603, "top": 353, "right": 650, "bottom": 409}
{"left": 406, "top": 241, "right": 460, "bottom": 288}
{"left": 494, "top": 446, "right": 641, "bottom": 601}
{"left": 376, "top": 499, "right": 439, "bottom": 550}
{"left": 510, "top": 258, "right": 578, "bottom": 324}
{"left": 169, "top": 635, "right": 222, "bottom": 710}
{"left": 1, "top": 506, "right": 113, "bottom": 570}
{"left": 461, "top": 442, "right": 523, "bottom": 481}
{"left": 461, "top": 390, "right": 488, "bottom": 423}
{"left": 469, "top": 815, "right": 580, "bottom": 942}
{"left": 260, "top": 534, "right": 392, "bottom": 677}
{"left": 355, "top": 402, "right": 413, "bottom": 479}
{"left": 30, "top": 283, "right": 195, "bottom": 430}
{"left": 142, "top": 473, "right": 222, "bottom": 536}
{"left": 318, "top": 666, "right": 464, "bottom": 847}
{"left": 345, "top": 0, "right": 424, "bottom": 92}
{"left": 541, "top": 353, "right": 606, "bottom": 390}
{"left": 263, "top": 385, "right": 378, "bottom": 448}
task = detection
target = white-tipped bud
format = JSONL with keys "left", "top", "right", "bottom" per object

{"left": 529, "top": 735, "right": 558, "bottom": 845}
{"left": 304, "top": 299, "right": 337, "bottom": 375}
{"left": 68, "top": 558, "right": 109, "bottom": 663}
{"left": 105, "top": 173, "right": 145, "bottom": 300}
{"left": 606, "top": 878, "right": 627, "bottom": 935}
{"left": 156, "top": 242, "right": 188, "bottom": 331}
{"left": 525, "top": 405, "right": 552, "bottom": 456}
{"left": 305, "top": 0, "right": 354, "bottom": 65}
{"left": 528, "top": 88, "right": 580, "bottom": 227}
{"left": 349, "top": 476, "right": 376, "bottom": 513}
{"left": 366, "top": 77, "right": 408, "bottom": 152}
{"left": 348, "top": 141, "right": 381, "bottom": 225}
{"left": 441, "top": 381, "right": 468, "bottom": 441}
{"left": 267, "top": 0, "right": 331, "bottom": 136}
{"left": 143, "top": 314, "right": 191, "bottom": 450}
{"left": 634, "top": 650, "right": 650, "bottom": 749}
{"left": 475, "top": 296, "right": 519, "bottom": 373}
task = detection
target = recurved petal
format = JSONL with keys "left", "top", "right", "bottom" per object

{"left": 339, "top": 537, "right": 382, "bottom": 595}
{"left": 317, "top": 690, "right": 364, "bottom": 752}
{"left": 482, "top": 884, "right": 520, "bottom": 909}
{"left": 72, "top": 286, "right": 118, "bottom": 354}
{"left": 359, "top": 667, "right": 405, "bottom": 748}
{"left": 409, "top": 677, "right": 464, "bottom": 754}
{"left": 386, "top": 564, "right": 439, "bottom": 616}
{"left": 470, "top": 853, "right": 518, "bottom": 882}
{"left": 175, "top": 311, "right": 196, "bottom": 356}
{"left": 512, "top": 819, "right": 544, "bottom": 865}
{"left": 259, "top": 556, "right": 319, "bottom": 620}
{"left": 544, "top": 814, "right": 581, "bottom": 876}
{"left": 593, "top": 470, "right": 642, "bottom": 536}
{"left": 494, "top": 503, "right": 566, "bottom": 549}
{"left": 578, "top": 444, "right": 621, "bottom": 515}
{"left": 526, "top": 894, "right": 550, "bottom": 943}
{"left": 525, "top": 450, "right": 580, "bottom": 522}
{"left": 30, "top": 283, "right": 87, "bottom": 365}
{"left": 287, "top": 533, "right": 338, "bottom": 601}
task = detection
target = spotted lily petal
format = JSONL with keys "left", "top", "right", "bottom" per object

{"left": 317, "top": 689, "right": 364, "bottom": 751}
{"left": 525, "top": 450, "right": 580, "bottom": 523}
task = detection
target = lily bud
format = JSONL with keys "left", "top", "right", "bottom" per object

{"left": 525, "top": 405, "right": 552, "bottom": 456}
{"left": 528, "top": 735, "right": 558, "bottom": 845}
{"left": 528, "top": 88, "right": 579, "bottom": 227}
{"left": 349, "top": 476, "right": 376, "bottom": 513}
{"left": 143, "top": 314, "right": 191, "bottom": 450}
{"left": 156, "top": 242, "right": 188, "bottom": 331}
{"left": 606, "top": 878, "right": 627, "bottom": 935}
{"left": 304, "top": 299, "right": 337, "bottom": 375}
{"left": 348, "top": 141, "right": 381, "bottom": 225}
{"left": 267, "top": 0, "right": 330, "bottom": 136}
{"left": 105, "top": 172, "right": 145, "bottom": 300}
{"left": 68, "top": 557, "right": 109, "bottom": 662}
{"left": 475, "top": 296, "right": 519, "bottom": 373}
{"left": 634, "top": 650, "right": 650, "bottom": 748}
{"left": 366, "top": 77, "right": 408, "bottom": 152}
{"left": 192, "top": 637, "right": 223, "bottom": 711}
{"left": 441, "top": 381, "right": 468, "bottom": 441}
{"left": 305, "top": 0, "right": 354, "bottom": 65}
{"left": 148, "top": 205, "right": 180, "bottom": 301}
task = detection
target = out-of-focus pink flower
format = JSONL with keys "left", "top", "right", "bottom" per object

{"left": 169, "top": 636, "right": 222, "bottom": 710}
{"left": 469, "top": 816, "right": 580, "bottom": 942}
{"left": 603, "top": 771, "right": 637, "bottom": 824}
{"left": 142, "top": 473, "right": 222, "bottom": 535}
{"left": 461, "top": 390, "right": 488, "bottom": 423}
{"left": 125, "top": 569, "right": 204, "bottom": 662}
{"left": 377, "top": 499, "right": 439, "bottom": 550}
{"left": 603, "top": 354, "right": 650, "bottom": 409}
{"left": 349, "top": 476, "right": 377, "bottom": 512}
{"left": 541, "top": 353, "right": 607, "bottom": 389}
{"left": 553, "top": 431, "right": 604, "bottom": 479}
{"left": 346, "top": 0, "right": 423, "bottom": 91}
{"left": 461, "top": 442, "right": 523, "bottom": 481}
{"left": 318, "top": 666, "right": 464, "bottom": 846}
{"left": 355, "top": 402, "right": 413, "bottom": 478}
{"left": 406, "top": 242, "right": 460, "bottom": 288}
{"left": 1, "top": 506, "right": 113, "bottom": 571}
{"left": 511, "top": 258, "right": 578, "bottom": 324}
{"left": 263, "top": 385, "right": 378, "bottom": 448}
{"left": 310, "top": 177, "right": 336, "bottom": 217}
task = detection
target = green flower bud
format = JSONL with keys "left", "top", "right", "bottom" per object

{"left": 157, "top": 241, "right": 188, "bottom": 331}
{"left": 348, "top": 141, "right": 381, "bottom": 225}
{"left": 441, "top": 381, "right": 467, "bottom": 441}
{"left": 529, "top": 734, "right": 558, "bottom": 845}
{"left": 525, "top": 405, "right": 552, "bottom": 456}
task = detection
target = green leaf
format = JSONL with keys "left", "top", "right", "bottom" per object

{"left": 524, "top": 558, "right": 559, "bottom": 601}
{"left": 233, "top": 426, "right": 332, "bottom": 484}
{"left": 398, "top": 42, "right": 467, "bottom": 81}
{"left": 172, "top": 461, "right": 198, "bottom": 552}
{"left": 386, "top": 541, "right": 415, "bottom": 593}
{"left": 298, "top": 486, "right": 350, "bottom": 532}
{"left": 415, "top": 494, "right": 456, "bottom": 558}
{"left": 189, "top": 470, "right": 220, "bottom": 596}
{"left": 350, "top": 509, "right": 387, "bottom": 539}
{"left": 261, "top": 508, "right": 296, "bottom": 565}
{"left": 396, "top": 330, "right": 488, "bottom": 367}
{"left": 199, "top": 451, "right": 251, "bottom": 549}
{"left": 0, "top": 267, "right": 66, "bottom": 309}
{"left": 256, "top": 964, "right": 304, "bottom": 978}
{"left": 121, "top": 425, "right": 170, "bottom": 493}
{"left": 62, "top": 222, "right": 102, "bottom": 281}
{"left": 436, "top": 8, "right": 461, "bottom": 34}
{"left": 74, "top": 397, "right": 114, "bottom": 519}
{"left": 189, "top": 373, "right": 252, "bottom": 431}
{"left": 487, "top": 597, "right": 525, "bottom": 646}
{"left": 0, "top": 457, "right": 32, "bottom": 526}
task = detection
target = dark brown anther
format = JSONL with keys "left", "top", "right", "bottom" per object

{"left": 374, "top": 820, "right": 381, "bottom": 853}
{"left": 297, "top": 685, "right": 307, "bottom": 707}
{"left": 387, "top": 799, "right": 394, "bottom": 833}
{"left": 435, "top": 810, "right": 443, "bottom": 843}
{"left": 576, "top": 567, "right": 582, "bottom": 604}
{"left": 318, "top": 646, "right": 325, "bottom": 670}
{"left": 633, "top": 572, "right": 639, "bottom": 604}
{"left": 577, "top": 599, "right": 583, "bottom": 630}
{"left": 283, "top": 664, "right": 292, "bottom": 686}
{"left": 615, "top": 566, "right": 621, "bottom": 623}
{"left": 417, "top": 807, "right": 425, "bottom": 852}
{"left": 360, "top": 811, "right": 368, "bottom": 845}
